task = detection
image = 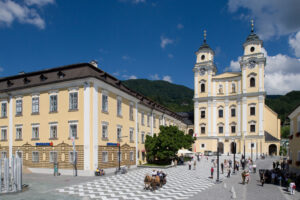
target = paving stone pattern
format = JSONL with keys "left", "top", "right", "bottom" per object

{"left": 58, "top": 165, "right": 215, "bottom": 200}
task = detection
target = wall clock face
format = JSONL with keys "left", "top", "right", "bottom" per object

{"left": 249, "top": 59, "right": 256, "bottom": 69}
{"left": 200, "top": 68, "right": 206, "bottom": 76}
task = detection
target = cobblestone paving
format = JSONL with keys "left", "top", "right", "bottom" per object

{"left": 58, "top": 165, "right": 215, "bottom": 200}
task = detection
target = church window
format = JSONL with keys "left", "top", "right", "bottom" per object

{"left": 250, "top": 77, "right": 255, "bottom": 87}
{"left": 201, "top": 83, "right": 205, "bottom": 92}
{"left": 231, "top": 108, "right": 236, "bottom": 117}
{"left": 201, "top": 110, "right": 205, "bottom": 118}
{"left": 201, "top": 55, "right": 205, "bottom": 60}
{"left": 231, "top": 125, "right": 236, "bottom": 133}
{"left": 250, "top": 46, "right": 255, "bottom": 52}
{"left": 218, "top": 126, "right": 223, "bottom": 134}
{"left": 218, "top": 108, "right": 223, "bottom": 118}
{"left": 250, "top": 106, "right": 255, "bottom": 116}
{"left": 201, "top": 126, "right": 205, "bottom": 134}
{"left": 250, "top": 124, "right": 255, "bottom": 132}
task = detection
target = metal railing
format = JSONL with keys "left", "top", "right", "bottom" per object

{"left": 0, "top": 157, "right": 23, "bottom": 193}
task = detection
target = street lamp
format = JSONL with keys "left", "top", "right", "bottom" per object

{"left": 231, "top": 139, "right": 236, "bottom": 175}
{"left": 216, "top": 138, "right": 220, "bottom": 183}
{"left": 117, "top": 135, "right": 128, "bottom": 171}
{"left": 251, "top": 140, "right": 253, "bottom": 161}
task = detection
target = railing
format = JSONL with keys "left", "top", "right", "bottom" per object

{"left": 0, "top": 157, "right": 23, "bottom": 193}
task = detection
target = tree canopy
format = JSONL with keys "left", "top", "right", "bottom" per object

{"left": 145, "top": 126, "right": 195, "bottom": 165}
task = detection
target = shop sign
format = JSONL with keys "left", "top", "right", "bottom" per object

{"left": 36, "top": 142, "right": 53, "bottom": 146}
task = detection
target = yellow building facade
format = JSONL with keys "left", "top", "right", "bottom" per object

{"left": 0, "top": 63, "right": 187, "bottom": 174}
{"left": 193, "top": 27, "right": 280, "bottom": 158}
{"left": 288, "top": 105, "right": 300, "bottom": 175}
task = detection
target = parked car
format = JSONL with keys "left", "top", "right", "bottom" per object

{"left": 204, "top": 151, "right": 213, "bottom": 156}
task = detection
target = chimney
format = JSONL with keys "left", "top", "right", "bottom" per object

{"left": 90, "top": 60, "right": 98, "bottom": 68}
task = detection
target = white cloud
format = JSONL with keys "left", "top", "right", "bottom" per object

{"left": 289, "top": 31, "right": 300, "bottom": 57}
{"left": 0, "top": 0, "right": 54, "bottom": 29}
{"left": 150, "top": 74, "right": 160, "bottom": 80}
{"left": 177, "top": 23, "right": 184, "bottom": 30}
{"left": 122, "top": 74, "right": 137, "bottom": 80}
{"left": 168, "top": 53, "right": 174, "bottom": 59}
{"left": 113, "top": 71, "right": 120, "bottom": 76}
{"left": 223, "top": 57, "right": 241, "bottom": 72}
{"left": 160, "top": 36, "right": 174, "bottom": 49}
{"left": 162, "top": 75, "right": 172, "bottom": 83}
{"left": 228, "top": 0, "right": 300, "bottom": 40}
{"left": 122, "top": 55, "right": 130, "bottom": 60}
{"left": 226, "top": 48, "right": 300, "bottom": 94}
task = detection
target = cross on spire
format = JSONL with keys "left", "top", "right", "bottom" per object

{"left": 251, "top": 19, "right": 254, "bottom": 33}
{"left": 203, "top": 30, "right": 207, "bottom": 43}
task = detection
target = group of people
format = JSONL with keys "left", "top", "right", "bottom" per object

{"left": 151, "top": 170, "right": 167, "bottom": 184}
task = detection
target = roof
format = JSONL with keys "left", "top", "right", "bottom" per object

{"left": 264, "top": 131, "right": 280, "bottom": 142}
{"left": 0, "top": 62, "right": 186, "bottom": 122}
{"left": 213, "top": 72, "right": 241, "bottom": 79}
{"left": 198, "top": 42, "right": 213, "bottom": 52}
{"left": 177, "top": 112, "right": 194, "bottom": 125}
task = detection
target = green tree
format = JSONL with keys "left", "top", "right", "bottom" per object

{"left": 145, "top": 125, "right": 195, "bottom": 165}
{"left": 281, "top": 126, "right": 290, "bottom": 139}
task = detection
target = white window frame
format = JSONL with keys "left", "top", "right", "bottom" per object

{"left": 49, "top": 151, "right": 58, "bottom": 163}
{"left": 117, "top": 125, "right": 122, "bottom": 139}
{"left": 49, "top": 122, "right": 58, "bottom": 139}
{"left": 31, "top": 124, "right": 40, "bottom": 139}
{"left": 141, "top": 112, "right": 145, "bottom": 126}
{"left": 1, "top": 101, "right": 7, "bottom": 117}
{"left": 1, "top": 127, "right": 7, "bottom": 141}
{"left": 129, "top": 127, "right": 134, "bottom": 142}
{"left": 117, "top": 96, "right": 122, "bottom": 116}
{"left": 69, "top": 90, "right": 78, "bottom": 110}
{"left": 200, "top": 123, "right": 206, "bottom": 134}
{"left": 102, "top": 121, "right": 108, "bottom": 139}
{"left": 32, "top": 151, "right": 39, "bottom": 163}
{"left": 218, "top": 123, "right": 224, "bottom": 134}
{"left": 230, "top": 123, "right": 236, "bottom": 134}
{"left": 129, "top": 102, "right": 134, "bottom": 120}
{"left": 141, "top": 131, "right": 145, "bottom": 144}
{"left": 102, "top": 151, "right": 108, "bottom": 163}
{"left": 15, "top": 125, "right": 22, "bottom": 140}
{"left": 102, "top": 90, "right": 108, "bottom": 112}
{"left": 249, "top": 103, "right": 256, "bottom": 116}
{"left": 130, "top": 151, "right": 134, "bottom": 161}
{"left": 69, "top": 121, "right": 78, "bottom": 138}
{"left": 218, "top": 106, "right": 224, "bottom": 118}
{"left": 16, "top": 98, "right": 22, "bottom": 115}
{"left": 230, "top": 105, "right": 236, "bottom": 117}
{"left": 200, "top": 107, "right": 206, "bottom": 119}
{"left": 32, "top": 95, "right": 39, "bottom": 114}
{"left": 49, "top": 94, "right": 58, "bottom": 112}
{"left": 249, "top": 120, "right": 256, "bottom": 133}
{"left": 249, "top": 75, "right": 256, "bottom": 87}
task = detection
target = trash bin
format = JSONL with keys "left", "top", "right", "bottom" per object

{"left": 54, "top": 162, "right": 59, "bottom": 176}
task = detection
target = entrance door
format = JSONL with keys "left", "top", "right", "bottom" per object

{"left": 269, "top": 144, "right": 277, "bottom": 156}
{"left": 218, "top": 142, "right": 224, "bottom": 154}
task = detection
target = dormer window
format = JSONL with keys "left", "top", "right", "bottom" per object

{"left": 40, "top": 74, "right": 47, "bottom": 81}
{"left": 23, "top": 77, "right": 30, "bottom": 84}
{"left": 57, "top": 71, "right": 65, "bottom": 78}
{"left": 6, "top": 80, "right": 13, "bottom": 87}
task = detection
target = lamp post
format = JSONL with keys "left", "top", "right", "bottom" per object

{"left": 216, "top": 138, "right": 220, "bottom": 183}
{"left": 118, "top": 136, "right": 128, "bottom": 171}
{"left": 251, "top": 140, "right": 253, "bottom": 161}
{"left": 232, "top": 139, "right": 236, "bottom": 175}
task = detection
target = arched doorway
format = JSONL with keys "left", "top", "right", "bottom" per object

{"left": 188, "top": 129, "right": 194, "bottom": 137}
{"left": 269, "top": 144, "right": 277, "bottom": 156}
{"left": 218, "top": 142, "right": 224, "bottom": 154}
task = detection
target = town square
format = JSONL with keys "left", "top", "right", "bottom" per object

{"left": 0, "top": 0, "right": 299, "bottom": 199}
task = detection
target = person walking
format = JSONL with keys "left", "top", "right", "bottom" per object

{"left": 227, "top": 168, "right": 231, "bottom": 178}
{"left": 193, "top": 159, "right": 196, "bottom": 170}
{"left": 188, "top": 160, "right": 192, "bottom": 170}
{"left": 261, "top": 173, "right": 265, "bottom": 187}
{"left": 290, "top": 182, "right": 296, "bottom": 195}
{"left": 229, "top": 160, "right": 232, "bottom": 168}
{"left": 174, "top": 159, "right": 177, "bottom": 168}
{"left": 211, "top": 167, "right": 214, "bottom": 179}
{"left": 221, "top": 163, "right": 224, "bottom": 174}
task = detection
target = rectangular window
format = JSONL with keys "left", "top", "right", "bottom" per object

{"left": 69, "top": 124, "right": 77, "bottom": 138}
{"left": 32, "top": 151, "right": 39, "bottom": 163}
{"left": 201, "top": 144, "right": 205, "bottom": 148}
{"left": 32, "top": 126, "right": 39, "bottom": 139}
{"left": 231, "top": 125, "right": 236, "bottom": 133}
{"left": 153, "top": 115, "right": 156, "bottom": 128}
{"left": 49, "top": 151, "right": 57, "bottom": 163}
{"left": 32, "top": 97, "right": 39, "bottom": 113}
{"left": 130, "top": 151, "right": 134, "bottom": 161}
{"left": 201, "top": 126, "right": 205, "bottom": 134}
{"left": 16, "top": 127, "right": 22, "bottom": 140}
{"left": 141, "top": 112, "right": 145, "bottom": 125}
{"left": 141, "top": 132, "right": 145, "bottom": 144}
{"left": 129, "top": 128, "right": 134, "bottom": 142}
{"left": 117, "top": 98, "right": 122, "bottom": 116}
{"left": 50, "top": 125, "right": 57, "bottom": 139}
{"left": 218, "top": 109, "right": 223, "bottom": 118}
{"left": 147, "top": 114, "right": 150, "bottom": 127}
{"left": 102, "top": 151, "right": 108, "bottom": 162}
{"left": 250, "top": 124, "right": 256, "bottom": 132}
{"left": 129, "top": 103, "right": 134, "bottom": 120}
{"left": 50, "top": 95, "right": 58, "bottom": 112}
{"left": 69, "top": 151, "right": 77, "bottom": 163}
{"left": 117, "top": 126, "right": 122, "bottom": 139}
{"left": 250, "top": 107, "right": 255, "bottom": 116}
{"left": 1, "top": 151, "right": 7, "bottom": 158}
{"left": 102, "top": 123, "right": 108, "bottom": 139}
{"left": 231, "top": 108, "right": 236, "bottom": 117}
{"left": 16, "top": 99, "right": 22, "bottom": 115}
{"left": 1, "top": 129, "right": 7, "bottom": 140}
{"left": 1, "top": 102, "right": 7, "bottom": 117}
{"left": 102, "top": 94, "right": 108, "bottom": 112}
{"left": 201, "top": 110, "right": 205, "bottom": 118}
{"left": 219, "top": 126, "right": 223, "bottom": 134}
{"left": 69, "top": 92, "right": 78, "bottom": 110}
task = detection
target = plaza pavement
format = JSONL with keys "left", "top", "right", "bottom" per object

{"left": 1, "top": 156, "right": 299, "bottom": 200}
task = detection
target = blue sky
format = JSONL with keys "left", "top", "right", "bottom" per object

{"left": 0, "top": 0, "right": 300, "bottom": 94}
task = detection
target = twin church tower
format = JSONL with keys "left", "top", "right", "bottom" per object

{"left": 193, "top": 22, "right": 280, "bottom": 157}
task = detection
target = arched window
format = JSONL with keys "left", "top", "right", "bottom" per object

{"left": 201, "top": 83, "right": 205, "bottom": 92}
{"left": 250, "top": 77, "right": 255, "bottom": 87}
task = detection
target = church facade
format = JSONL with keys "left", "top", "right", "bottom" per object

{"left": 193, "top": 26, "right": 280, "bottom": 157}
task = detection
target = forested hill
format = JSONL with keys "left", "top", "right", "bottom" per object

{"left": 122, "top": 79, "right": 300, "bottom": 124}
